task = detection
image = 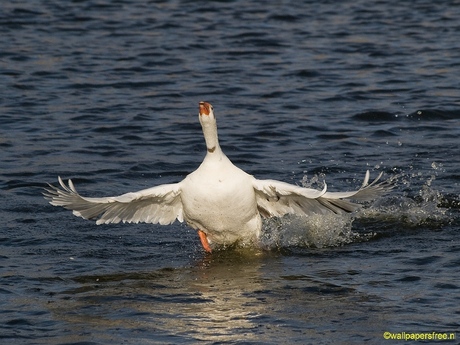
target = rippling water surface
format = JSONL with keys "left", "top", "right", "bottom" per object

{"left": 1, "top": 1, "right": 459, "bottom": 344}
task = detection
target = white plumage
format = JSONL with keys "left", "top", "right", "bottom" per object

{"left": 44, "top": 101, "right": 392, "bottom": 252}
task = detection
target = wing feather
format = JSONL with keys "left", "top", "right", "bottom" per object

{"left": 253, "top": 170, "right": 392, "bottom": 218}
{"left": 43, "top": 177, "right": 183, "bottom": 225}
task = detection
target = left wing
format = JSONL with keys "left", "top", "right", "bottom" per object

{"left": 253, "top": 171, "right": 391, "bottom": 218}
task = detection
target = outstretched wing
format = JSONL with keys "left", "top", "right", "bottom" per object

{"left": 253, "top": 171, "right": 391, "bottom": 218}
{"left": 44, "top": 177, "right": 184, "bottom": 225}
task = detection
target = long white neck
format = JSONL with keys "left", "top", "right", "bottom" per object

{"left": 201, "top": 120, "right": 220, "bottom": 153}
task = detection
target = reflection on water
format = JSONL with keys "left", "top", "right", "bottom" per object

{"left": 45, "top": 250, "right": 270, "bottom": 343}
{"left": 42, "top": 248, "right": 398, "bottom": 344}
{"left": 179, "top": 252, "right": 268, "bottom": 342}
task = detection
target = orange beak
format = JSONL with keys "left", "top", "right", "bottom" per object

{"left": 199, "top": 101, "right": 211, "bottom": 116}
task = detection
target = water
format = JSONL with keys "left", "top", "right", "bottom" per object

{"left": 1, "top": 0, "right": 459, "bottom": 343}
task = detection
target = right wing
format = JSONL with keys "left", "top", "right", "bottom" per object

{"left": 44, "top": 177, "right": 184, "bottom": 225}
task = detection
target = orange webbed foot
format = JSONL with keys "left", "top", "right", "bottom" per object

{"left": 197, "top": 230, "right": 212, "bottom": 253}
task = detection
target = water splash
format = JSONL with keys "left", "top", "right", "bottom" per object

{"left": 361, "top": 185, "right": 450, "bottom": 228}
{"left": 259, "top": 213, "right": 359, "bottom": 249}
{"left": 258, "top": 167, "right": 454, "bottom": 250}
{"left": 363, "top": 163, "right": 452, "bottom": 228}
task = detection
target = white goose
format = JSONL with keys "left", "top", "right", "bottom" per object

{"left": 44, "top": 101, "right": 391, "bottom": 252}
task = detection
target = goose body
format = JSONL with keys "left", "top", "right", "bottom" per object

{"left": 44, "top": 102, "right": 391, "bottom": 252}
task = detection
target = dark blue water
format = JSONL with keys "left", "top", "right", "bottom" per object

{"left": 1, "top": 1, "right": 459, "bottom": 344}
